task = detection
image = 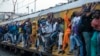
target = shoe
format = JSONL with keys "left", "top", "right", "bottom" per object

{"left": 58, "top": 51, "right": 62, "bottom": 54}
{"left": 58, "top": 50, "right": 65, "bottom": 54}
{"left": 2, "top": 41, "right": 7, "bottom": 43}
{"left": 67, "top": 51, "right": 73, "bottom": 55}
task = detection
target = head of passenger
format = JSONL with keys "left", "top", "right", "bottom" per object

{"left": 75, "top": 12, "right": 81, "bottom": 17}
{"left": 25, "top": 19, "right": 31, "bottom": 26}
{"left": 58, "top": 17, "right": 64, "bottom": 24}
{"left": 16, "top": 21, "right": 20, "bottom": 26}
{"left": 47, "top": 17, "right": 52, "bottom": 23}
{"left": 83, "top": 4, "right": 91, "bottom": 16}
{"left": 19, "top": 22, "right": 22, "bottom": 26}
{"left": 52, "top": 18, "right": 57, "bottom": 23}
{"left": 14, "top": 22, "right": 17, "bottom": 25}
{"left": 26, "top": 18, "right": 31, "bottom": 22}
{"left": 47, "top": 13, "right": 54, "bottom": 19}
{"left": 93, "top": 10, "right": 100, "bottom": 19}
{"left": 71, "top": 11, "right": 77, "bottom": 20}
{"left": 25, "top": 22, "right": 29, "bottom": 26}
{"left": 47, "top": 13, "right": 54, "bottom": 23}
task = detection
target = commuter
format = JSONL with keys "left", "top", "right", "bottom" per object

{"left": 57, "top": 17, "right": 64, "bottom": 54}
{"left": 79, "top": 3, "right": 96, "bottom": 56}
{"left": 30, "top": 22, "right": 37, "bottom": 44}
{"left": 49, "top": 18, "right": 59, "bottom": 50}
{"left": 7, "top": 22, "right": 18, "bottom": 44}
{"left": 16, "top": 22, "right": 24, "bottom": 45}
{"left": 12, "top": 22, "right": 19, "bottom": 44}
{"left": 62, "top": 14, "right": 71, "bottom": 54}
{"left": 7, "top": 23, "right": 15, "bottom": 44}
{"left": 15, "top": 21, "right": 20, "bottom": 43}
{"left": 69, "top": 11, "right": 84, "bottom": 56}
{"left": 35, "top": 18, "right": 46, "bottom": 51}
{"left": 91, "top": 10, "right": 100, "bottom": 56}
{"left": 41, "top": 13, "right": 58, "bottom": 53}
{"left": 23, "top": 19, "right": 32, "bottom": 48}
{"left": 2, "top": 24, "right": 9, "bottom": 42}
{"left": 41, "top": 18, "right": 53, "bottom": 53}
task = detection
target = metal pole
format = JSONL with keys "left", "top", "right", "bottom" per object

{"left": 34, "top": 0, "right": 37, "bottom": 12}
{"left": 27, "top": 6, "right": 29, "bottom": 14}
{"left": 17, "top": 3, "right": 18, "bottom": 13}
{"left": 12, "top": 0, "right": 17, "bottom": 14}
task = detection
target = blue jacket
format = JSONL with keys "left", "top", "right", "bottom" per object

{"left": 8, "top": 25, "right": 18, "bottom": 33}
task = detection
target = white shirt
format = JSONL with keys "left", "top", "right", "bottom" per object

{"left": 71, "top": 16, "right": 81, "bottom": 27}
{"left": 46, "top": 21, "right": 53, "bottom": 33}
{"left": 71, "top": 16, "right": 81, "bottom": 31}
{"left": 41, "top": 21, "right": 58, "bottom": 33}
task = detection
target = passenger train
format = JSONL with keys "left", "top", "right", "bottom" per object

{"left": 0, "top": 0, "right": 100, "bottom": 56}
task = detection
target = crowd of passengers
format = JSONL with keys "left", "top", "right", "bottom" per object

{"left": 0, "top": 2, "right": 100, "bottom": 56}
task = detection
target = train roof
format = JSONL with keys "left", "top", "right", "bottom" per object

{"left": 0, "top": 0, "right": 99, "bottom": 25}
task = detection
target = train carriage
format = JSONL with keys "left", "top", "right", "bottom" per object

{"left": 0, "top": 0, "right": 100, "bottom": 56}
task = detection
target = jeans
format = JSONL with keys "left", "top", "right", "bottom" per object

{"left": 3, "top": 33, "right": 10, "bottom": 41}
{"left": 17, "top": 33, "right": 23, "bottom": 44}
{"left": 13, "top": 32, "right": 19, "bottom": 43}
{"left": 23, "top": 33, "right": 30, "bottom": 47}
{"left": 44, "top": 32, "right": 58, "bottom": 53}
{"left": 43, "top": 33, "right": 51, "bottom": 53}
{"left": 91, "top": 31, "right": 98, "bottom": 56}
{"left": 70, "top": 34, "right": 83, "bottom": 56}
{"left": 9, "top": 33, "right": 14, "bottom": 44}
{"left": 70, "top": 34, "right": 80, "bottom": 51}
{"left": 35, "top": 38, "right": 40, "bottom": 48}
{"left": 82, "top": 32, "right": 92, "bottom": 56}
{"left": 0, "top": 33, "right": 3, "bottom": 41}
{"left": 97, "top": 32, "right": 100, "bottom": 56}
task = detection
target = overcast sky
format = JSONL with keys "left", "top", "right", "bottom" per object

{"left": 16, "top": 0, "right": 68, "bottom": 13}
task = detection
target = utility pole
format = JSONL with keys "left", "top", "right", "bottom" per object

{"left": 17, "top": 2, "right": 18, "bottom": 13}
{"left": 12, "top": 0, "right": 17, "bottom": 14}
{"left": 26, "top": 6, "right": 29, "bottom": 14}
{"left": 34, "top": 0, "right": 37, "bottom": 12}
{"left": 31, "top": 9, "right": 33, "bottom": 13}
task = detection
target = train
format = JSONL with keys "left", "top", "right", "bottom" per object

{"left": 0, "top": 0, "right": 100, "bottom": 56}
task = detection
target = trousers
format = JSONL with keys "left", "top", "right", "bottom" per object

{"left": 82, "top": 32, "right": 92, "bottom": 56}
